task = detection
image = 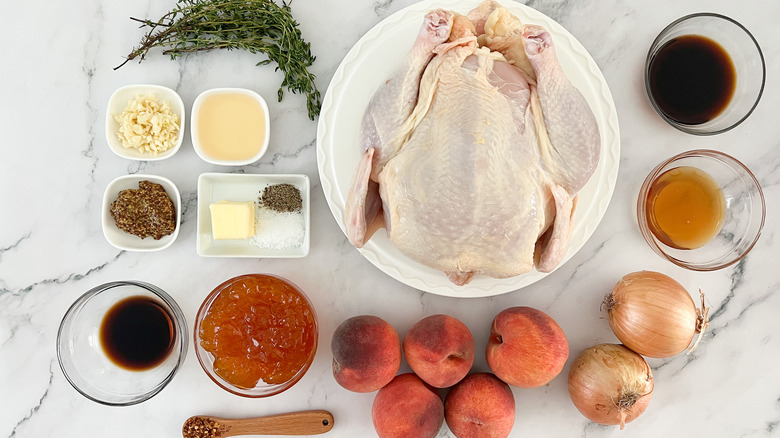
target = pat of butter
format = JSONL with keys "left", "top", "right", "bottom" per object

{"left": 209, "top": 200, "right": 256, "bottom": 240}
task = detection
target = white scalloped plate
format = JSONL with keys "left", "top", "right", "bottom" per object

{"left": 317, "top": 0, "right": 620, "bottom": 297}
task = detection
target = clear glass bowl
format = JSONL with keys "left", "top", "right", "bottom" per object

{"left": 645, "top": 13, "right": 765, "bottom": 135}
{"left": 194, "top": 274, "right": 318, "bottom": 397}
{"left": 637, "top": 149, "right": 765, "bottom": 270}
{"left": 57, "top": 281, "right": 188, "bottom": 406}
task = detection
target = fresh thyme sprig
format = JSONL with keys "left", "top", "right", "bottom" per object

{"left": 116, "top": 0, "right": 321, "bottom": 120}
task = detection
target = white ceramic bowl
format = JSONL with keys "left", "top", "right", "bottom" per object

{"left": 190, "top": 88, "right": 270, "bottom": 166}
{"left": 106, "top": 84, "right": 185, "bottom": 161}
{"left": 102, "top": 174, "right": 181, "bottom": 251}
{"left": 196, "top": 173, "right": 310, "bottom": 258}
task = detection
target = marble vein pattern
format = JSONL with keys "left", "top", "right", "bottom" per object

{"left": 1, "top": 0, "right": 779, "bottom": 436}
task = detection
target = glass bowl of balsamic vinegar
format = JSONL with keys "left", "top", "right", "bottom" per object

{"left": 57, "top": 281, "right": 188, "bottom": 406}
{"left": 637, "top": 150, "right": 765, "bottom": 271}
{"left": 645, "top": 13, "right": 765, "bottom": 135}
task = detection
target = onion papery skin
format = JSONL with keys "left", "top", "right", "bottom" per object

{"left": 606, "top": 271, "right": 698, "bottom": 358}
{"left": 568, "top": 344, "right": 653, "bottom": 429}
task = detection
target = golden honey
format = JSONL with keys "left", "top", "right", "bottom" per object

{"left": 645, "top": 166, "right": 726, "bottom": 250}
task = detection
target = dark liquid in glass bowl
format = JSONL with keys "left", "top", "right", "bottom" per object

{"left": 100, "top": 296, "right": 174, "bottom": 371}
{"left": 648, "top": 35, "right": 736, "bottom": 125}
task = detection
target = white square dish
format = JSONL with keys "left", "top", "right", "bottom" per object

{"left": 102, "top": 174, "right": 181, "bottom": 251}
{"left": 197, "top": 173, "right": 310, "bottom": 258}
{"left": 106, "top": 84, "right": 185, "bottom": 161}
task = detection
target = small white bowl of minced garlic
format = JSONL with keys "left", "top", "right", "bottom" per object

{"left": 190, "top": 88, "right": 270, "bottom": 166}
{"left": 106, "top": 84, "right": 185, "bottom": 161}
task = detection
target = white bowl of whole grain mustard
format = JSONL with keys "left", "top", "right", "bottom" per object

{"left": 106, "top": 84, "right": 185, "bottom": 161}
{"left": 102, "top": 174, "right": 182, "bottom": 251}
{"left": 191, "top": 88, "right": 270, "bottom": 166}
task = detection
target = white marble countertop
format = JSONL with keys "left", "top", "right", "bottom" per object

{"left": 1, "top": 0, "right": 778, "bottom": 437}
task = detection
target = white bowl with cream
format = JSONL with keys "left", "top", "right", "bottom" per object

{"left": 106, "top": 84, "right": 185, "bottom": 161}
{"left": 191, "top": 88, "right": 270, "bottom": 166}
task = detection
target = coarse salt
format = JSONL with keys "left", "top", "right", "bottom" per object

{"left": 249, "top": 206, "right": 304, "bottom": 250}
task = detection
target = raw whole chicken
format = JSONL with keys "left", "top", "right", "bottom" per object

{"left": 345, "top": 1, "right": 600, "bottom": 286}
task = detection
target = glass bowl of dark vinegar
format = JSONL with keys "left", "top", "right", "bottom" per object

{"left": 637, "top": 150, "right": 765, "bottom": 271}
{"left": 57, "top": 281, "right": 188, "bottom": 406}
{"left": 645, "top": 13, "right": 765, "bottom": 135}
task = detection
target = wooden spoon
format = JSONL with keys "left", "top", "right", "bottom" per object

{"left": 182, "top": 410, "right": 334, "bottom": 437}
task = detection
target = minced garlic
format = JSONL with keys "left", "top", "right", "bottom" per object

{"left": 114, "top": 94, "right": 180, "bottom": 155}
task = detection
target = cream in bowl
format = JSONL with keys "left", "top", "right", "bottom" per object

{"left": 191, "top": 88, "right": 270, "bottom": 166}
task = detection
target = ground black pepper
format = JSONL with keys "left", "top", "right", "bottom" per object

{"left": 260, "top": 183, "right": 302, "bottom": 213}
{"left": 110, "top": 180, "right": 176, "bottom": 240}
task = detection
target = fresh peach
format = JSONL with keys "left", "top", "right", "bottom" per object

{"left": 445, "top": 372, "right": 515, "bottom": 438}
{"left": 331, "top": 315, "right": 401, "bottom": 392}
{"left": 372, "top": 373, "right": 444, "bottom": 438}
{"left": 486, "top": 306, "right": 569, "bottom": 388}
{"left": 403, "top": 314, "right": 475, "bottom": 388}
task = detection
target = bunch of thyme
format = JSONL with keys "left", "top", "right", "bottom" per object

{"left": 116, "top": 0, "right": 321, "bottom": 120}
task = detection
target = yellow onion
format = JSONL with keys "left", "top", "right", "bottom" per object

{"left": 603, "top": 271, "right": 709, "bottom": 358}
{"left": 568, "top": 343, "right": 653, "bottom": 430}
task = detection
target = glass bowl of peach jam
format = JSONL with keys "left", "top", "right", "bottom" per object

{"left": 637, "top": 149, "right": 765, "bottom": 271}
{"left": 194, "top": 274, "right": 318, "bottom": 397}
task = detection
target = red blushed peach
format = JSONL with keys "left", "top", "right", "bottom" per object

{"left": 486, "top": 306, "right": 569, "bottom": 388}
{"left": 331, "top": 315, "right": 401, "bottom": 393}
{"left": 445, "top": 372, "right": 515, "bottom": 438}
{"left": 403, "top": 314, "right": 475, "bottom": 388}
{"left": 372, "top": 373, "right": 444, "bottom": 438}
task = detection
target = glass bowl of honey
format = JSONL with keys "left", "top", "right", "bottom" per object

{"left": 194, "top": 274, "right": 318, "bottom": 397}
{"left": 637, "top": 150, "right": 765, "bottom": 271}
{"left": 645, "top": 13, "right": 765, "bottom": 135}
{"left": 56, "top": 281, "right": 188, "bottom": 406}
